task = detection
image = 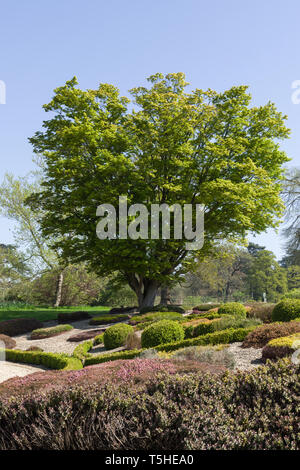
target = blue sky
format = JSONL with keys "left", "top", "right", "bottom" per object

{"left": 0, "top": 0, "right": 299, "bottom": 259}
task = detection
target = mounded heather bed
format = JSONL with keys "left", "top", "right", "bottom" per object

{"left": 0, "top": 359, "right": 298, "bottom": 450}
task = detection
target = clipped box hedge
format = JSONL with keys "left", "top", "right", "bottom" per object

{"left": 1, "top": 349, "right": 82, "bottom": 370}
{"left": 271, "top": 299, "right": 300, "bottom": 322}
{"left": 84, "top": 326, "right": 256, "bottom": 366}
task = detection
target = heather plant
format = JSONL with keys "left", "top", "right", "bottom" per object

{"left": 242, "top": 321, "right": 300, "bottom": 348}
{"left": 31, "top": 324, "right": 73, "bottom": 340}
{"left": 0, "top": 360, "right": 298, "bottom": 449}
{"left": 171, "top": 345, "right": 235, "bottom": 369}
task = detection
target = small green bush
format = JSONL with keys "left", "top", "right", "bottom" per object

{"left": 0, "top": 348, "right": 82, "bottom": 370}
{"left": 271, "top": 299, "right": 300, "bottom": 322}
{"left": 186, "top": 317, "right": 261, "bottom": 339}
{"left": 89, "top": 314, "right": 130, "bottom": 325}
{"left": 84, "top": 348, "right": 144, "bottom": 366}
{"left": 218, "top": 302, "right": 247, "bottom": 318}
{"left": 103, "top": 323, "right": 134, "bottom": 350}
{"left": 31, "top": 324, "right": 73, "bottom": 340}
{"left": 93, "top": 333, "right": 104, "bottom": 345}
{"left": 141, "top": 320, "right": 184, "bottom": 348}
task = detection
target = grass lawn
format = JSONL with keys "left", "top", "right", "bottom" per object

{"left": 0, "top": 305, "right": 111, "bottom": 323}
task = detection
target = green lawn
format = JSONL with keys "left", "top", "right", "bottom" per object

{"left": 0, "top": 305, "right": 111, "bottom": 323}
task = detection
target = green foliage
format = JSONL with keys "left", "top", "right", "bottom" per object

{"left": 72, "top": 340, "right": 94, "bottom": 362}
{"left": 218, "top": 302, "right": 247, "bottom": 317}
{"left": 93, "top": 333, "right": 104, "bottom": 345}
{"left": 129, "top": 311, "right": 183, "bottom": 326}
{"left": 28, "top": 73, "right": 290, "bottom": 308}
{"left": 30, "top": 324, "right": 73, "bottom": 339}
{"left": 193, "top": 303, "right": 220, "bottom": 311}
{"left": 1, "top": 348, "right": 82, "bottom": 370}
{"left": 283, "top": 288, "right": 300, "bottom": 299}
{"left": 103, "top": 323, "right": 134, "bottom": 350}
{"left": 89, "top": 314, "right": 130, "bottom": 325}
{"left": 141, "top": 320, "right": 185, "bottom": 348}
{"left": 140, "top": 305, "right": 185, "bottom": 315}
{"left": 272, "top": 299, "right": 300, "bottom": 322}
{"left": 187, "top": 317, "right": 261, "bottom": 338}
{"left": 262, "top": 333, "right": 300, "bottom": 362}
{"left": 84, "top": 348, "right": 144, "bottom": 366}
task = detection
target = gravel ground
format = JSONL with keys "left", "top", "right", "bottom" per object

{"left": 13, "top": 318, "right": 110, "bottom": 355}
{"left": 0, "top": 362, "right": 46, "bottom": 383}
{"left": 227, "top": 342, "right": 264, "bottom": 371}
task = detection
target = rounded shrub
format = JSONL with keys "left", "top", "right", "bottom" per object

{"left": 218, "top": 302, "right": 246, "bottom": 318}
{"left": 271, "top": 299, "right": 300, "bottom": 322}
{"left": 141, "top": 320, "right": 184, "bottom": 348}
{"left": 103, "top": 323, "right": 134, "bottom": 350}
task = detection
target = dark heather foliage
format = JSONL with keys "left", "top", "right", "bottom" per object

{"left": 0, "top": 318, "right": 43, "bottom": 336}
{"left": 0, "top": 334, "right": 16, "bottom": 349}
{"left": 0, "top": 360, "right": 298, "bottom": 450}
{"left": 57, "top": 311, "right": 92, "bottom": 324}
{"left": 67, "top": 329, "right": 105, "bottom": 342}
{"left": 262, "top": 345, "right": 294, "bottom": 362}
{"left": 242, "top": 321, "right": 300, "bottom": 348}
{"left": 272, "top": 299, "right": 300, "bottom": 322}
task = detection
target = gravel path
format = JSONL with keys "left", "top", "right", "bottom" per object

{"left": 0, "top": 362, "right": 46, "bottom": 384}
{"left": 13, "top": 318, "right": 109, "bottom": 355}
{"left": 227, "top": 342, "right": 264, "bottom": 371}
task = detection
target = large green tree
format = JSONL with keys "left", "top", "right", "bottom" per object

{"left": 28, "top": 73, "right": 289, "bottom": 308}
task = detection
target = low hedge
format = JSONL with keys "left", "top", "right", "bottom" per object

{"left": 218, "top": 302, "right": 247, "bottom": 318}
{"left": 242, "top": 321, "right": 300, "bottom": 348}
{"left": 192, "top": 303, "right": 221, "bottom": 311}
{"left": 129, "top": 311, "right": 183, "bottom": 326}
{"left": 271, "top": 299, "right": 300, "bottom": 322}
{"left": 141, "top": 320, "right": 185, "bottom": 348}
{"left": 139, "top": 304, "right": 185, "bottom": 315}
{"left": 84, "top": 326, "right": 256, "bottom": 365}
{"left": 103, "top": 323, "right": 134, "bottom": 350}
{"left": 31, "top": 324, "right": 73, "bottom": 340}
{"left": 186, "top": 317, "right": 261, "bottom": 339}
{"left": 0, "top": 318, "right": 43, "bottom": 336}
{"left": 72, "top": 340, "right": 94, "bottom": 362}
{"left": 89, "top": 314, "right": 130, "bottom": 325}
{"left": 57, "top": 311, "right": 92, "bottom": 324}
{"left": 93, "top": 333, "right": 104, "bottom": 345}
{"left": 262, "top": 333, "right": 300, "bottom": 362}
{"left": 84, "top": 348, "right": 144, "bottom": 366}
{"left": 1, "top": 349, "right": 82, "bottom": 370}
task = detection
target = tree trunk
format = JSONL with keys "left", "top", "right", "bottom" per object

{"left": 160, "top": 286, "right": 170, "bottom": 305}
{"left": 126, "top": 274, "right": 159, "bottom": 310}
{"left": 54, "top": 270, "right": 64, "bottom": 307}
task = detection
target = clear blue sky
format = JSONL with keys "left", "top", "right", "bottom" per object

{"left": 0, "top": 0, "right": 299, "bottom": 259}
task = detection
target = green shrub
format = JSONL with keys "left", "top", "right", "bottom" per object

{"left": 246, "top": 302, "right": 275, "bottom": 323}
{"left": 193, "top": 303, "right": 221, "bottom": 311}
{"left": 271, "top": 299, "right": 300, "bottom": 322}
{"left": 31, "top": 324, "right": 73, "bottom": 339}
{"left": 83, "top": 326, "right": 257, "bottom": 366}
{"left": 184, "top": 312, "right": 222, "bottom": 321}
{"left": 218, "top": 302, "right": 247, "bottom": 318}
{"left": 72, "top": 340, "right": 94, "bottom": 362}
{"left": 103, "top": 323, "right": 134, "bottom": 350}
{"left": 141, "top": 320, "right": 184, "bottom": 348}
{"left": 0, "top": 348, "right": 82, "bottom": 370}
{"left": 129, "top": 311, "right": 183, "bottom": 326}
{"left": 186, "top": 317, "right": 261, "bottom": 339}
{"left": 89, "top": 314, "right": 130, "bottom": 325}
{"left": 93, "top": 333, "right": 104, "bottom": 345}
{"left": 155, "top": 327, "right": 256, "bottom": 353}
{"left": 57, "top": 311, "right": 92, "bottom": 324}
{"left": 193, "top": 321, "right": 216, "bottom": 336}
{"left": 139, "top": 304, "right": 185, "bottom": 315}
{"left": 282, "top": 289, "right": 300, "bottom": 300}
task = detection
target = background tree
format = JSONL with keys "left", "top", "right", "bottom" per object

{"left": 282, "top": 167, "right": 300, "bottom": 266}
{"left": 28, "top": 73, "right": 290, "bottom": 308}
{"left": 0, "top": 244, "right": 30, "bottom": 301}
{"left": 0, "top": 173, "right": 65, "bottom": 306}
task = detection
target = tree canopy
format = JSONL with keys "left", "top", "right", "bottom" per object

{"left": 28, "top": 73, "right": 290, "bottom": 307}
